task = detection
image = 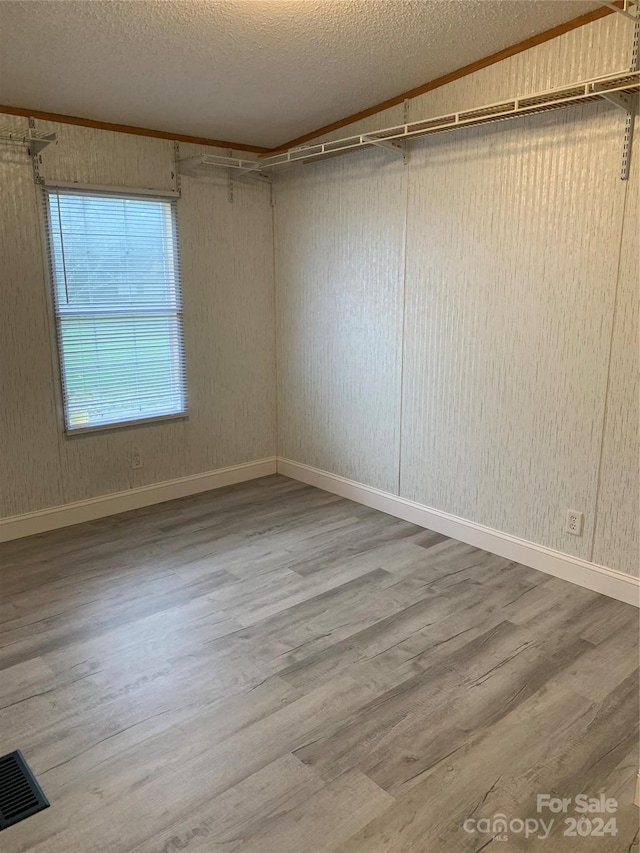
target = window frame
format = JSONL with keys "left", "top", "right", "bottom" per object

{"left": 42, "top": 182, "right": 188, "bottom": 435}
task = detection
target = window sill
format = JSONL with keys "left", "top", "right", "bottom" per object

{"left": 64, "top": 411, "right": 189, "bottom": 437}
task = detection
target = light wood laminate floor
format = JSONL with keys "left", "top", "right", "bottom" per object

{"left": 0, "top": 475, "right": 638, "bottom": 852}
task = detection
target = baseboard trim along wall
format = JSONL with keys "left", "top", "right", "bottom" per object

{"left": 0, "top": 457, "right": 277, "bottom": 543}
{"left": 277, "top": 458, "right": 640, "bottom": 608}
{"left": 2, "top": 454, "right": 637, "bottom": 608}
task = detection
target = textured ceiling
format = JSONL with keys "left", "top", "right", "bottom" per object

{"left": 0, "top": 1, "right": 601, "bottom": 148}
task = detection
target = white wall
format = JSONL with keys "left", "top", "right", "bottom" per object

{"left": 592, "top": 122, "right": 639, "bottom": 575}
{"left": 0, "top": 123, "right": 276, "bottom": 518}
{"left": 275, "top": 14, "right": 639, "bottom": 577}
{"left": 275, "top": 149, "right": 406, "bottom": 493}
{"left": 401, "top": 103, "right": 626, "bottom": 560}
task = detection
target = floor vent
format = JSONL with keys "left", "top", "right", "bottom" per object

{"left": 0, "top": 751, "right": 49, "bottom": 831}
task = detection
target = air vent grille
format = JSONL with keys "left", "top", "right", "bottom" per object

{"left": 0, "top": 751, "right": 49, "bottom": 831}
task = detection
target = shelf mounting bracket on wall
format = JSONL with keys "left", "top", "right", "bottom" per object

{"left": 362, "top": 135, "right": 408, "bottom": 165}
{"left": 0, "top": 117, "right": 57, "bottom": 184}
{"left": 601, "top": 0, "right": 639, "bottom": 179}
{"left": 28, "top": 117, "right": 57, "bottom": 185}
{"left": 172, "top": 141, "right": 182, "bottom": 195}
{"left": 622, "top": 5, "right": 639, "bottom": 179}
{"left": 177, "top": 153, "right": 271, "bottom": 198}
{"left": 602, "top": 0, "right": 638, "bottom": 22}
{"left": 592, "top": 84, "right": 633, "bottom": 111}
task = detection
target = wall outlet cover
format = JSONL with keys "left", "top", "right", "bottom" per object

{"left": 566, "top": 509, "right": 584, "bottom": 536}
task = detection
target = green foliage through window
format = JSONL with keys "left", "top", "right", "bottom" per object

{"left": 45, "top": 188, "right": 187, "bottom": 430}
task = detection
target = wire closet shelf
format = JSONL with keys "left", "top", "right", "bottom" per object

{"left": 177, "top": 69, "right": 640, "bottom": 178}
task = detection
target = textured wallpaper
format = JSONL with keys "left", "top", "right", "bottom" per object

{"left": 0, "top": 140, "right": 65, "bottom": 516}
{"left": 275, "top": 148, "right": 406, "bottom": 493}
{"left": 274, "top": 16, "right": 639, "bottom": 575}
{"left": 408, "top": 14, "right": 630, "bottom": 123}
{"left": 0, "top": 124, "right": 276, "bottom": 516}
{"left": 401, "top": 101, "right": 626, "bottom": 561}
{"left": 178, "top": 143, "right": 277, "bottom": 476}
{"left": 592, "top": 115, "right": 639, "bottom": 577}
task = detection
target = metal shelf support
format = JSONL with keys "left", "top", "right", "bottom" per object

{"left": 362, "top": 135, "right": 408, "bottom": 164}
{"left": 0, "top": 118, "right": 57, "bottom": 184}
{"left": 621, "top": 7, "right": 639, "bottom": 180}
{"left": 602, "top": 0, "right": 638, "bottom": 22}
{"left": 177, "top": 152, "right": 272, "bottom": 195}
{"left": 593, "top": 84, "right": 633, "bottom": 111}
{"left": 172, "top": 141, "right": 182, "bottom": 195}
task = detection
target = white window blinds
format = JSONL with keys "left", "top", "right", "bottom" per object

{"left": 44, "top": 186, "right": 187, "bottom": 432}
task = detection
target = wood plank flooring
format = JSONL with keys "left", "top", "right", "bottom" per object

{"left": 0, "top": 474, "right": 637, "bottom": 852}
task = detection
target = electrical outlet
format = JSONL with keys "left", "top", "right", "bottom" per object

{"left": 566, "top": 509, "right": 583, "bottom": 536}
{"left": 131, "top": 451, "right": 143, "bottom": 470}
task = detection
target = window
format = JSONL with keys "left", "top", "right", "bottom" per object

{"left": 44, "top": 186, "right": 187, "bottom": 432}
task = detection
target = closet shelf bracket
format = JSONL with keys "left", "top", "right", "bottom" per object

{"left": 619, "top": 4, "right": 639, "bottom": 180}
{"left": 361, "top": 136, "right": 408, "bottom": 164}
{"left": 178, "top": 154, "right": 272, "bottom": 187}
{"left": 592, "top": 84, "right": 633, "bottom": 111}
{"left": 0, "top": 118, "right": 57, "bottom": 184}
{"left": 602, "top": 0, "right": 638, "bottom": 22}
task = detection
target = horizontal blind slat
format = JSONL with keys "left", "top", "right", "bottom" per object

{"left": 44, "top": 186, "right": 187, "bottom": 431}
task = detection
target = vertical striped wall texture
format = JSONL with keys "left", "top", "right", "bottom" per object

{"left": 275, "top": 15, "right": 639, "bottom": 576}
{"left": 0, "top": 142, "right": 64, "bottom": 515}
{"left": 592, "top": 115, "right": 639, "bottom": 576}
{"left": 401, "top": 102, "right": 625, "bottom": 561}
{"left": 0, "top": 126, "right": 276, "bottom": 516}
{"left": 408, "top": 13, "right": 631, "bottom": 123}
{"left": 275, "top": 149, "right": 406, "bottom": 493}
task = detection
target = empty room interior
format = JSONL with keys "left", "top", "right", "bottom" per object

{"left": 1, "top": 0, "right": 639, "bottom": 850}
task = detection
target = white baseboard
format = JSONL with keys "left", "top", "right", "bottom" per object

{"left": 277, "top": 458, "right": 640, "bottom": 608}
{"left": 0, "top": 457, "right": 277, "bottom": 543}
{"left": 3, "top": 454, "right": 637, "bottom": 608}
